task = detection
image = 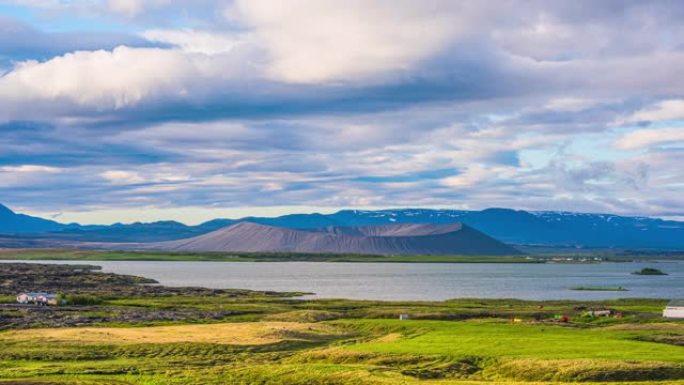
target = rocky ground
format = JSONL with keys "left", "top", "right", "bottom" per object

{"left": 0, "top": 304, "right": 247, "bottom": 330}
{"left": 0, "top": 263, "right": 297, "bottom": 329}
{"left": 0, "top": 262, "right": 288, "bottom": 297}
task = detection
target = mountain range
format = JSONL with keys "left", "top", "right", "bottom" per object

{"left": 1, "top": 203, "right": 683, "bottom": 250}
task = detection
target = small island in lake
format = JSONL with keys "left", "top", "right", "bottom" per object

{"left": 570, "top": 286, "right": 629, "bottom": 291}
{"left": 632, "top": 267, "right": 668, "bottom": 276}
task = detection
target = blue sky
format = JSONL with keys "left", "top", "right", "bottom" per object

{"left": 0, "top": 0, "right": 683, "bottom": 224}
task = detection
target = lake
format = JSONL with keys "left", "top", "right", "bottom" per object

{"left": 5, "top": 260, "right": 683, "bottom": 301}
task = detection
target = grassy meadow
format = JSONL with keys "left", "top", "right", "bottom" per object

{"left": 0, "top": 294, "right": 683, "bottom": 385}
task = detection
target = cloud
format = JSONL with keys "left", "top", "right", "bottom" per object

{"left": 0, "top": 46, "right": 224, "bottom": 112}
{"left": 3, "top": 1, "right": 682, "bottom": 122}
{"left": 544, "top": 98, "right": 602, "bottom": 112}
{"left": 228, "top": 0, "right": 469, "bottom": 83}
{"left": 493, "top": 1, "right": 684, "bottom": 62}
{"left": 0, "top": 165, "right": 62, "bottom": 173}
{"left": 615, "top": 127, "right": 684, "bottom": 150}
{"left": 442, "top": 164, "right": 518, "bottom": 188}
{"left": 0, "top": 164, "right": 64, "bottom": 188}
{"left": 107, "top": 0, "right": 147, "bottom": 17}
{"left": 100, "top": 170, "right": 145, "bottom": 185}
{"left": 622, "top": 99, "right": 684, "bottom": 124}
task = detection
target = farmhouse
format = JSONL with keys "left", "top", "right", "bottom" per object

{"left": 663, "top": 299, "right": 684, "bottom": 319}
{"left": 16, "top": 292, "right": 62, "bottom": 306}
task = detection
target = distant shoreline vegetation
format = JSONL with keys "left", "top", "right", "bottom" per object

{"left": 570, "top": 286, "right": 629, "bottom": 292}
{"left": 0, "top": 249, "right": 680, "bottom": 264}
{"left": 631, "top": 267, "right": 668, "bottom": 276}
{"left": 0, "top": 249, "right": 542, "bottom": 263}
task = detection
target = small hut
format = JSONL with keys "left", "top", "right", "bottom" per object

{"left": 663, "top": 299, "right": 684, "bottom": 319}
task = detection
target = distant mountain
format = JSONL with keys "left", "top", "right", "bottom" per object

{"left": 47, "top": 221, "right": 203, "bottom": 242}
{"left": 326, "top": 208, "right": 684, "bottom": 250}
{"left": 236, "top": 213, "right": 339, "bottom": 229}
{"left": 190, "top": 208, "right": 684, "bottom": 250}
{"left": 1, "top": 202, "right": 683, "bottom": 250}
{"left": 0, "top": 203, "right": 65, "bottom": 234}
{"left": 147, "top": 222, "right": 520, "bottom": 255}
{"left": 195, "top": 218, "right": 238, "bottom": 232}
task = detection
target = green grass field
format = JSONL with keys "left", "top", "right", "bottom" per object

{"left": 0, "top": 295, "right": 682, "bottom": 385}
{"left": 344, "top": 319, "right": 683, "bottom": 361}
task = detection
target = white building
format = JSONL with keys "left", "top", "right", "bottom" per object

{"left": 16, "top": 292, "right": 61, "bottom": 306}
{"left": 663, "top": 299, "right": 684, "bottom": 319}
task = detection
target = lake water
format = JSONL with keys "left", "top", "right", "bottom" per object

{"left": 5, "top": 260, "right": 684, "bottom": 301}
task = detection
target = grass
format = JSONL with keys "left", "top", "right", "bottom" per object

{"left": 340, "top": 319, "right": 684, "bottom": 362}
{"left": 1, "top": 322, "right": 344, "bottom": 345}
{"left": 0, "top": 296, "right": 682, "bottom": 384}
{"left": 104, "top": 296, "right": 669, "bottom": 322}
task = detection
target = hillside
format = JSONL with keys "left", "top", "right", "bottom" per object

{"left": 152, "top": 222, "right": 520, "bottom": 256}
{"left": 0, "top": 204, "right": 65, "bottom": 234}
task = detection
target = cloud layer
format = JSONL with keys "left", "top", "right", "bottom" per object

{"left": 0, "top": 0, "right": 682, "bottom": 223}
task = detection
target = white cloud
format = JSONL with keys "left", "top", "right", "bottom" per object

{"left": 0, "top": 165, "right": 62, "bottom": 173}
{"left": 100, "top": 168, "right": 192, "bottom": 185}
{"left": 441, "top": 164, "right": 517, "bottom": 188}
{"left": 0, "top": 44, "right": 257, "bottom": 118}
{"left": 229, "top": 0, "right": 468, "bottom": 83}
{"left": 107, "top": 0, "right": 170, "bottom": 18}
{"left": 0, "top": 164, "right": 64, "bottom": 188}
{"left": 623, "top": 99, "right": 684, "bottom": 123}
{"left": 0, "top": 46, "right": 201, "bottom": 110}
{"left": 615, "top": 127, "right": 684, "bottom": 150}
{"left": 101, "top": 170, "right": 145, "bottom": 185}
{"left": 108, "top": 0, "right": 143, "bottom": 17}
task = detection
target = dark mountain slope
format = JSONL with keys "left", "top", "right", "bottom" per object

{"left": 0, "top": 203, "right": 65, "bottom": 234}
{"left": 151, "top": 222, "right": 520, "bottom": 256}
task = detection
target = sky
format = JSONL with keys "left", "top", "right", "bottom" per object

{"left": 0, "top": 0, "right": 683, "bottom": 225}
